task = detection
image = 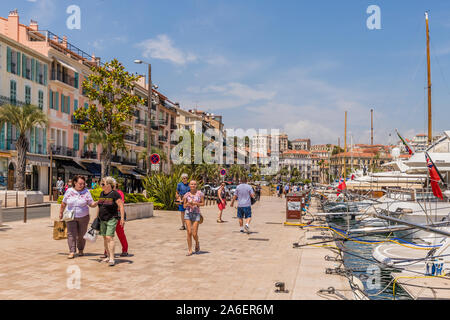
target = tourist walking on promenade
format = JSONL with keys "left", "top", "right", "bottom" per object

{"left": 98, "top": 177, "right": 125, "bottom": 266}
{"left": 176, "top": 173, "right": 190, "bottom": 230}
{"left": 217, "top": 182, "right": 227, "bottom": 223}
{"left": 102, "top": 182, "right": 129, "bottom": 257}
{"left": 277, "top": 183, "right": 282, "bottom": 198}
{"left": 231, "top": 177, "right": 255, "bottom": 233}
{"left": 56, "top": 177, "right": 64, "bottom": 196}
{"left": 59, "top": 176, "right": 97, "bottom": 259}
{"left": 284, "top": 184, "right": 290, "bottom": 197}
{"left": 183, "top": 180, "right": 204, "bottom": 256}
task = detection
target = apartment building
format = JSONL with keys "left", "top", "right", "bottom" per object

{"left": 279, "top": 150, "right": 313, "bottom": 181}
{"left": 291, "top": 138, "right": 311, "bottom": 151}
{"left": 0, "top": 10, "right": 182, "bottom": 192}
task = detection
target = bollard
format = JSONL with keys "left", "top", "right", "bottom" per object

{"left": 16, "top": 190, "right": 18, "bottom": 207}
{"left": 24, "top": 190, "right": 27, "bottom": 223}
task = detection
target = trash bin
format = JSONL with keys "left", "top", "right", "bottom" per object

{"left": 286, "top": 192, "right": 303, "bottom": 223}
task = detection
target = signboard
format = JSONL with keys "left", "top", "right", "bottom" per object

{"left": 150, "top": 153, "right": 160, "bottom": 165}
{"left": 220, "top": 169, "right": 227, "bottom": 176}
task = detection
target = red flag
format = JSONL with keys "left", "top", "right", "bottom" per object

{"left": 337, "top": 177, "right": 347, "bottom": 196}
{"left": 351, "top": 174, "right": 355, "bottom": 180}
{"left": 426, "top": 153, "right": 443, "bottom": 200}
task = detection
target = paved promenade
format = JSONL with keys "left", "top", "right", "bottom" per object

{"left": 0, "top": 196, "right": 353, "bottom": 300}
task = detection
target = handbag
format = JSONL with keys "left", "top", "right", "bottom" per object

{"left": 251, "top": 197, "right": 257, "bottom": 206}
{"left": 62, "top": 207, "right": 75, "bottom": 221}
{"left": 199, "top": 214, "right": 204, "bottom": 224}
{"left": 53, "top": 221, "right": 67, "bottom": 240}
{"left": 83, "top": 228, "right": 98, "bottom": 243}
{"left": 91, "top": 217, "right": 101, "bottom": 231}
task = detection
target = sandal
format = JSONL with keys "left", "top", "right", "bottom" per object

{"left": 78, "top": 251, "right": 84, "bottom": 257}
{"left": 101, "top": 257, "right": 109, "bottom": 263}
{"left": 67, "top": 253, "right": 75, "bottom": 259}
{"left": 186, "top": 252, "right": 193, "bottom": 256}
{"left": 108, "top": 260, "right": 115, "bottom": 267}
{"left": 195, "top": 243, "right": 200, "bottom": 253}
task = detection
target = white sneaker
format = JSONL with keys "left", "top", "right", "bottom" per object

{"left": 244, "top": 224, "right": 250, "bottom": 232}
{"left": 240, "top": 229, "right": 244, "bottom": 233}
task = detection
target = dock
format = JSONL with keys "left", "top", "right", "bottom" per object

{"left": 0, "top": 195, "right": 357, "bottom": 300}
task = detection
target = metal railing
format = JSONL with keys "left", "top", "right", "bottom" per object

{"left": 135, "top": 119, "right": 147, "bottom": 125}
{"left": 51, "top": 145, "right": 78, "bottom": 157}
{"left": 124, "top": 134, "right": 137, "bottom": 143}
{"left": 51, "top": 70, "right": 76, "bottom": 87}
{"left": 81, "top": 151, "right": 97, "bottom": 160}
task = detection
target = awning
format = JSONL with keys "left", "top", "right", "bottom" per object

{"left": 55, "top": 58, "right": 77, "bottom": 72}
{"left": 56, "top": 159, "right": 91, "bottom": 176}
{"left": 116, "top": 166, "right": 143, "bottom": 180}
{"left": 27, "top": 154, "right": 51, "bottom": 167}
{"left": 82, "top": 162, "right": 102, "bottom": 177}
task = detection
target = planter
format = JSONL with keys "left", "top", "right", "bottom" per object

{"left": 50, "top": 202, "right": 154, "bottom": 222}
{"left": 0, "top": 191, "right": 43, "bottom": 207}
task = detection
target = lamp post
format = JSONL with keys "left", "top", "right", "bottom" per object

{"left": 134, "top": 59, "right": 155, "bottom": 176}
{"left": 48, "top": 138, "right": 55, "bottom": 201}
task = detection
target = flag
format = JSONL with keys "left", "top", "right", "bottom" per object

{"left": 351, "top": 174, "right": 355, "bottom": 180}
{"left": 396, "top": 129, "right": 414, "bottom": 155}
{"left": 425, "top": 152, "right": 444, "bottom": 200}
{"left": 337, "top": 177, "right": 347, "bottom": 196}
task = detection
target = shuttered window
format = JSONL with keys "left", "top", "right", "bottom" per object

{"left": 10, "top": 80, "right": 17, "bottom": 105}
{"left": 25, "top": 86, "right": 31, "bottom": 104}
{"left": 38, "top": 90, "right": 44, "bottom": 109}
{"left": 73, "top": 133, "right": 79, "bottom": 150}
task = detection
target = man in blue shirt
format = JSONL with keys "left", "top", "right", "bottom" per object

{"left": 231, "top": 177, "right": 255, "bottom": 233}
{"left": 176, "top": 173, "right": 190, "bottom": 230}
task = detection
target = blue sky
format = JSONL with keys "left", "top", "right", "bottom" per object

{"left": 6, "top": 0, "right": 450, "bottom": 145}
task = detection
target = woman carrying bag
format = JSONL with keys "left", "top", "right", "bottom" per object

{"left": 183, "top": 180, "right": 205, "bottom": 256}
{"left": 59, "top": 176, "right": 98, "bottom": 259}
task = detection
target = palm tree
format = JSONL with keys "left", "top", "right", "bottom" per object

{"left": 85, "top": 129, "right": 127, "bottom": 178}
{"left": 0, "top": 104, "right": 48, "bottom": 190}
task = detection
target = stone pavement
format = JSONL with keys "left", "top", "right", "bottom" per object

{"left": 0, "top": 196, "right": 354, "bottom": 300}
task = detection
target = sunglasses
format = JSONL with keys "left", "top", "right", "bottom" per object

{"left": 101, "top": 183, "right": 106, "bottom": 186}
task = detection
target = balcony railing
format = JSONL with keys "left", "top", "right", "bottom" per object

{"left": 159, "top": 136, "right": 168, "bottom": 143}
{"left": 51, "top": 145, "right": 78, "bottom": 157}
{"left": 71, "top": 116, "right": 86, "bottom": 125}
{"left": 51, "top": 70, "right": 76, "bottom": 87}
{"left": 0, "top": 95, "right": 27, "bottom": 107}
{"left": 151, "top": 121, "right": 159, "bottom": 130}
{"left": 135, "top": 119, "right": 147, "bottom": 126}
{"left": 170, "top": 124, "right": 177, "bottom": 130}
{"left": 124, "top": 134, "right": 137, "bottom": 143}
{"left": 136, "top": 141, "right": 147, "bottom": 147}
{"left": 81, "top": 151, "right": 97, "bottom": 160}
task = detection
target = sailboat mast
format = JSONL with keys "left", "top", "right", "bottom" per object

{"left": 426, "top": 12, "right": 432, "bottom": 145}
{"left": 344, "top": 111, "right": 347, "bottom": 179}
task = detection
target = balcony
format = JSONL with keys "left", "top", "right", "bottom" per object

{"left": 0, "top": 95, "right": 28, "bottom": 107}
{"left": 170, "top": 123, "right": 177, "bottom": 130}
{"left": 124, "top": 134, "right": 137, "bottom": 143}
{"left": 150, "top": 121, "right": 159, "bottom": 130}
{"left": 136, "top": 141, "right": 147, "bottom": 148}
{"left": 111, "top": 155, "right": 122, "bottom": 163}
{"left": 135, "top": 119, "right": 147, "bottom": 126}
{"left": 81, "top": 151, "right": 97, "bottom": 160}
{"left": 159, "top": 135, "right": 168, "bottom": 143}
{"left": 158, "top": 118, "right": 168, "bottom": 127}
{"left": 71, "top": 116, "right": 86, "bottom": 125}
{"left": 51, "top": 70, "right": 76, "bottom": 87}
{"left": 151, "top": 103, "right": 157, "bottom": 111}
{"left": 122, "top": 158, "right": 137, "bottom": 166}
{"left": 51, "top": 145, "right": 78, "bottom": 157}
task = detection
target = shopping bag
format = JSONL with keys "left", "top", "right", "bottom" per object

{"left": 83, "top": 228, "right": 98, "bottom": 243}
{"left": 91, "top": 217, "right": 101, "bottom": 231}
{"left": 53, "top": 221, "right": 67, "bottom": 240}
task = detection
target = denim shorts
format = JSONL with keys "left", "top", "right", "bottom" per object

{"left": 178, "top": 204, "right": 186, "bottom": 212}
{"left": 237, "top": 207, "right": 252, "bottom": 219}
{"left": 184, "top": 211, "right": 201, "bottom": 222}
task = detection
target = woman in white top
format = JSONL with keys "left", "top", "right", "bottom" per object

{"left": 59, "top": 176, "right": 98, "bottom": 259}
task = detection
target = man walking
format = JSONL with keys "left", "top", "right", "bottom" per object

{"left": 231, "top": 177, "right": 255, "bottom": 233}
{"left": 56, "top": 177, "right": 64, "bottom": 196}
{"left": 176, "top": 173, "right": 190, "bottom": 230}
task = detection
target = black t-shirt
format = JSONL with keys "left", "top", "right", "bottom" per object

{"left": 98, "top": 190, "right": 121, "bottom": 221}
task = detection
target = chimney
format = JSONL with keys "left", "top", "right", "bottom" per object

{"left": 29, "top": 19, "right": 39, "bottom": 31}
{"left": 7, "top": 9, "right": 19, "bottom": 41}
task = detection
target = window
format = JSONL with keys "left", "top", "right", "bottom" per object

{"left": 61, "top": 94, "right": 65, "bottom": 113}
{"left": 74, "top": 99, "right": 78, "bottom": 112}
{"left": 49, "top": 90, "right": 53, "bottom": 109}
{"left": 55, "top": 92, "right": 59, "bottom": 110}
{"left": 74, "top": 72, "right": 79, "bottom": 89}
{"left": 25, "top": 86, "right": 31, "bottom": 104}
{"left": 38, "top": 90, "right": 43, "bottom": 109}
{"left": 73, "top": 133, "right": 79, "bottom": 151}
{"left": 10, "top": 80, "right": 17, "bottom": 105}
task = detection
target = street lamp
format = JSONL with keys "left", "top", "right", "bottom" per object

{"left": 134, "top": 59, "right": 154, "bottom": 176}
{"left": 48, "top": 138, "right": 55, "bottom": 201}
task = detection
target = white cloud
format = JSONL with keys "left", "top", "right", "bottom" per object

{"left": 136, "top": 35, "right": 197, "bottom": 65}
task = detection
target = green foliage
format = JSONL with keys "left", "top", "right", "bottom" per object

{"left": 74, "top": 59, "right": 144, "bottom": 177}
{"left": 332, "top": 146, "right": 344, "bottom": 155}
{"left": 142, "top": 168, "right": 202, "bottom": 210}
